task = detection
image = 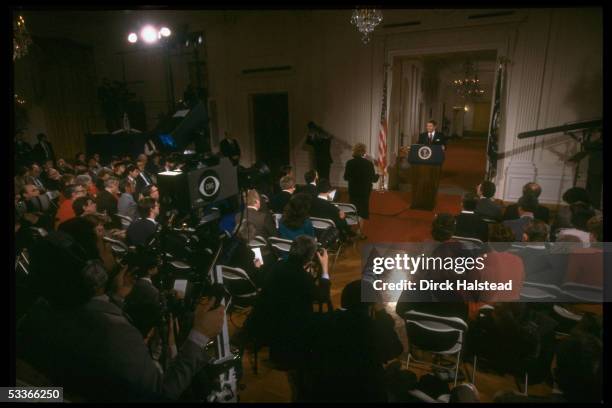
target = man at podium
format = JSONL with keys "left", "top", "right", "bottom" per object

{"left": 417, "top": 120, "right": 446, "bottom": 150}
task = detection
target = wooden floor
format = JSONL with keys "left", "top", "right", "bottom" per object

{"left": 230, "top": 240, "right": 555, "bottom": 402}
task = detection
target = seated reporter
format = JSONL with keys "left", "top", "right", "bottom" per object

{"left": 222, "top": 221, "right": 272, "bottom": 290}
{"left": 310, "top": 179, "right": 354, "bottom": 241}
{"left": 279, "top": 193, "right": 315, "bottom": 242}
{"left": 127, "top": 198, "right": 160, "bottom": 247}
{"left": 234, "top": 189, "right": 277, "bottom": 239}
{"left": 118, "top": 178, "right": 139, "bottom": 222}
{"left": 72, "top": 196, "right": 98, "bottom": 218}
{"left": 17, "top": 232, "right": 225, "bottom": 402}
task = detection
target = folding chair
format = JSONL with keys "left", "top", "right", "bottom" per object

{"left": 561, "top": 282, "right": 603, "bottom": 303}
{"left": 268, "top": 236, "right": 293, "bottom": 259}
{"left": 116, "top": 214, "right": 133, "bottom": 230}
{"left": 248, "top": 235, "right": 268, "bottom": 248}
{"left": 310, "top": 217, "right": 343, "bottom": 271}
{"left": 403, "top": 310, "right": 468, "bottom": 387}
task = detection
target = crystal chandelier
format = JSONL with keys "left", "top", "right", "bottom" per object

{"left": 453, "top": 61, "right": 485, "bottom": 99}
{"left": 350, "top": 8, "right": 383, "bottom": 44}
{"left": 13, "top": 15, "right": 32, "bottom": 61}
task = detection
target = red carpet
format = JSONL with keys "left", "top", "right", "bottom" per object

{"left": 363, "top": 191, "right": 462, "bottom": 243}
{"left": 361, "top": 138, "right": 487, "bottom": 243}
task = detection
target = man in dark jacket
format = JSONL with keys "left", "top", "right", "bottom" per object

{"left": 503, "top": 182, "right": 550, "bottom": 223}
{"left": 417, "top": 120, "right": 446, "bottom": 149}
{"left": 270, "top": 175, "right": 296, "bottom": 214}
{"left": 476, "top": 180, "right": 503, "bottom": 221}
{"left": 247, "top": 236, "right": 330, "bottom": 401}
{"left": 305, "top": 122, "right": 333, "bottom": 180}
{"left": 310, "top": 179, "right": 353, "bottom": 240}
{"left": 127, "top": 198, "right": 159, "bottom": 247}
{"left": 455, "top": 192, "right": 488, "bottom": 242}
{"left": 219, "top": 131, "right": 241, "bottom": 166}
{"left": 303, "top": 279, "right": 403, "bottom": 402}
{"left": 17, "top": 231, "right": 224, "bottom": 402}
{"left": 33, "top": 133, "right": 56, "bottom": 164}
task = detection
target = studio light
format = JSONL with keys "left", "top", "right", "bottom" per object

{"left": 160, "top": 27, "right": 171, "bottom": 37}
{"left": 127, "top": 33, "right": 138, "bottom": 43}
{"left": 140, "top": 25, "right": 158, "bottom": 43}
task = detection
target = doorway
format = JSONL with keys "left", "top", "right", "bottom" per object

{"left": 251, "top": 92, "right": 290, "bottom": 184}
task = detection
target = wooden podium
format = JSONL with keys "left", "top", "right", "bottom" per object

{"left": 407, "top": 144, "right": 445, "bottom": 210}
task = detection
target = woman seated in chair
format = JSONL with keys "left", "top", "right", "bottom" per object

{"left": 279, "top": 193, "right": 315, "bottom": 241}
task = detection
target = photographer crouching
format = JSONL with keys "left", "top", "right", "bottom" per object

{"left": 16, "top": 226, "right": 225, "bottom": 402}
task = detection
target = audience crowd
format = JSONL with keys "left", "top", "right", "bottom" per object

{"left": 14, "top": 134, "right": 603, "bottom": 403}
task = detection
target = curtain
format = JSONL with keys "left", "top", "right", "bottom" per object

{"left": 15, "top": 36, "right": 99, "bottom": 160}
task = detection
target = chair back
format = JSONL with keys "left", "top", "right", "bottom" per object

{"left": 561, "top": 282, "right": 603, "bottom": 302}
{"left": 403, "top": 310, "right": 468, "bottom": 354}
{"left": 249, "top": 235, "right": 267, "bottom": 248}
{"left": 451, "top": 236, "right": 485, "bottom": 252}
{"left": 268, "top": 236, "right": 293, "bottom": 258}
{"left": 521, "top": 281, "right": 562, "bottom": 301}
{"left": 116, "top": 214, "right": 133, "bottom": 229}
{"left": 216, "top": 265, "right": 258, "bottom": 306}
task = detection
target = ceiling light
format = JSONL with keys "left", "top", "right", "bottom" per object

{"left": 160, "top": 27, "right": 171, "bottom": 37}
{"left": 127, "top": 33, "right": 138, "bottom": 43}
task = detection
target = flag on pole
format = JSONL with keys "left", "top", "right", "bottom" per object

{"left": 378, "top": 64, "right": 389, "bottom": 174}
{"left": 486, "top": 59, "right": 504, "bottom": 180}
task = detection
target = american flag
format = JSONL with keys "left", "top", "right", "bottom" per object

{"left": 378, "top": 64, "right": 389, "bottom": 174}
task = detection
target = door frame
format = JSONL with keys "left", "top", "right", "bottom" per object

{"left": 248, "top": 91, "right": 291, "bottom": 169}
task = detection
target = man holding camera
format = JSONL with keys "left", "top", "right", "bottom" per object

{"left": 17, "top": 232, "right": 226, "bottom": 402}
{"left": 246, "top": 235, "right": 331, "bottom": 401}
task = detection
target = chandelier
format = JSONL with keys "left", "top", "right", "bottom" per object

{"left": 350, "top": 8, "right": 383, "bottom": 44}
{"left": 453, "top": 61, "right": 485, "bottom": 99}
{"left": 13, "top": 15, "right": 32, "bottom": 61}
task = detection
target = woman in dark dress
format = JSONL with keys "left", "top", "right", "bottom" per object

{"left": 343, "top": 143, "right": 379, "bottom": 239}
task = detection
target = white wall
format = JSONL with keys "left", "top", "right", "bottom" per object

{"left": 45, "top": 8, "right": 600, "bottom": 201}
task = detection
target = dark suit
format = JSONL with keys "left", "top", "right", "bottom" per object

{"left": 16, "top": 140, "right": 33, "bottom": 165}
{"left": 17, "top": 297, "right": 209, "bottom": 401}
{"left": 33, "top": 140, "right": 56, "bottom": 164}
{"left": 127, "top": 219, "right": 158, "bottom": 247}
{"left": 344, "top": 157, "right": 379, "bottom": 219}
{"left": 503, "top": 203, "right": 550, "bottom": 223}
{"left": 417, "top": 131, "right": 446, "bottom": 148}
{"left": 306, "top": 135, "right": 332, "bottom": 180}
{"left": 250, "top": 258, "right": 331, "bottom": 370}
{"left": 270, "top": 191, "right": 292, "bottom": 214}
{"left": 297, "top": 183, "right": 318, "bottom": 198}
{"left": 310, "top": 196, "right": 351, "bottom": 238}
{"left": 503, "top": 216, "right": 534, "bottom": 242}
{"left": 476, "top": 198, "right": 503, "bottom": 221}
{"left": 455, "top": 211, "right": 488, "bottom": 242}
{"left": 96, "top": 189, "right": 120, "bottom": 228}
{"left": 236, "top": 207, "right": 277, "bottom": 238}
{"left": 135, "top": 172, "right": 153, "bottom": 198}
{"left": 126, "top": 278, "right": 160, "bottom": 307}
{"left": 220, "top": 138, "right": 241, "bottom": 165}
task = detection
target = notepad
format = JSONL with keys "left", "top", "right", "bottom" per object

{"left": 252, "top": 247, "right": 264, "bottom": 264}
{"left": 329, "top": 189, "right": 337, "bottom": 201}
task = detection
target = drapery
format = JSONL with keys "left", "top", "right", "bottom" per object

{"left": 13, "top": 36, "right": 100, "bottom": 160}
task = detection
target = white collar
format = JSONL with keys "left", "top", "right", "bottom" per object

{"left": 247, "top": 205, "right": 259, "bottom": 211}
{"left": 520, "top": 213, "right": 534, "bottom": 219}
{"left": 140, "top": 277, "right": 152, "bottom": 283}
{"left": 461, "top": 210, "right": 475, "bottom": 214}
{"left": 147, "top": 217, "right": 157, "bottom": 225}
{"left": 310, "top": 182, "right": 317, "bottom": 186}
{"left": 282, "top": 189, "right": 294, "bottom": 194}
{"left": 317, "top": 194, "right": 329, "bottom": 200}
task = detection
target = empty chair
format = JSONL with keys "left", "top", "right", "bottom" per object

{"left": 561, "top": 282, "right": 603, "bottom": 303}
{"left": 403, "top": 310, "right": 468, "bottom": 387}
{"left": 216, "top": 264, "right": 259, "bottom": 309}
{"left": 268, "top": 236, "right": 293, "bottom": 259}
{"left": 520, "top": 281, "right": 563, "bottom": 301}
{"left": 451, "top": 235, "right": 485, "bottom": 252}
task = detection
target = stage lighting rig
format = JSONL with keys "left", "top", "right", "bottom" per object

{"left": 126, "top": 25, "right": 172, "bottom": 45}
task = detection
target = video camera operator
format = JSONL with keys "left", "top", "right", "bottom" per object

{"left": 17, "top": 228, "right": 226, "bottom": 402}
